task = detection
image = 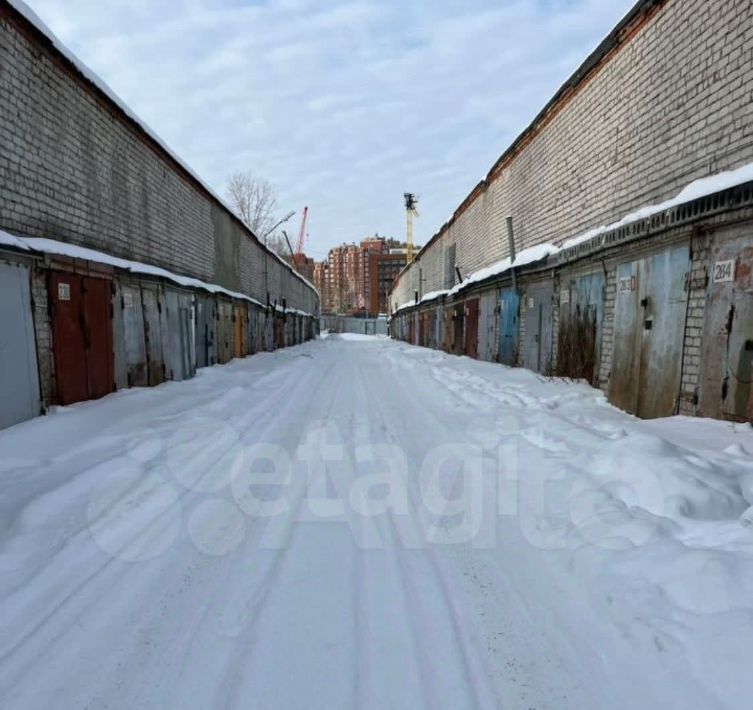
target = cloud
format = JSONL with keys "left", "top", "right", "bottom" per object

{"left": 24, "top": 0, "right": 636, "bottom": 258}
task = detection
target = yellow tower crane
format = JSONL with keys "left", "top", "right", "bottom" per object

{"left": 404, "top": 193, "right": 419, "bottom": 263}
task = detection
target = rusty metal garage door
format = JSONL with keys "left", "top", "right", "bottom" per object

{"left": 699, "top": 228, "right": 753, "bottom": 421}
{"left": 217, "top": 299, "right": 234, "bottom": 363}
{"left": 453, "top": 304, "right": 464, "bottom": 354}
{"left": 464, "top": 298, "right": 480, "bottom": 359}
{"left": 233, "top": 303, "right": 248, "bottom": 359}
{"left": 141, "top": 284, "right": 167, "bottom": 386}
{"left": 609, "top": 244, "right": 690, "bottom": 418}
{"left": 557, "top": 271, "right": 605, "bottom": 384}
{"left": 51, "top": 272, "right": 114, "bottom": 405}
{"left": 443, "top": 307, "right": 453, "bottom": 353}
{"left": 0, "top": 261, "right": 40, "bottom": 428}
{"left": 522, "top": 282, "right": 554, "bottom": 373}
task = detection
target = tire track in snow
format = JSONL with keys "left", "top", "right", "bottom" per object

{"left": 0, "top": 349, "right": 331, "bottom": 707}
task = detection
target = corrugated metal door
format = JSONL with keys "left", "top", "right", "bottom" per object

{"left": 522, "top": 282, "right": 554, "bottom": 373}
{"left": 609, "top": 245, "right": 689, "bottom": 418}
{"left": 700, "top": 230, "right": 753, "bottom": 421}
{"left": 464, "top": 298, "right": 479, "bottom": 359}
{"left": 51, "top": 272, "right": 114, "bottom": 404}
{"left": 0, "top": 262, "right": 40, "bottom": 428}
{"left": 141, "top": 284, "right": 166, "bottom": 386}
{"left": 498, "top": 289, "right": 520, "bottom": 366}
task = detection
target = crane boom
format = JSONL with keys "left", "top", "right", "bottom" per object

{"left": 294, "top": 206, "right": 309, "bottom": 264}
{"left": 404, "top": 193, "right": 419, "bottom": 263}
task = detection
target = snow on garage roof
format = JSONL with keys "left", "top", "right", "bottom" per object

{"left": 4, "top": 0, "right": 318, "bottom": 298}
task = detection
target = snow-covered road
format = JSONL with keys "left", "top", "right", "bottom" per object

{"left": 1, "top": 335, "right": 753, "bottom": 709}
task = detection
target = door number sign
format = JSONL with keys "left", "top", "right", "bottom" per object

{"left": 58, "top": 282, "right": 71, "bottom": 301}
{"left": 713, "top": 259, "right": 735, "bottom": 283}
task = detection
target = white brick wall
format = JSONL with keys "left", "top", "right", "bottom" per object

{"left": 393, "top": 0, "right": 753, "bottom": 309}
{"left": 0, "top": 7, "right": 319, "bottom": 316}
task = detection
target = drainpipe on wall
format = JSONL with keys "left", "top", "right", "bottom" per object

{"left": 506, "top": 216, "right": 518, "bottom": 292}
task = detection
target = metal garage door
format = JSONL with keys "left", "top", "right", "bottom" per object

{"left": 195, "top": 295, "right": 217, "bottom": 369}
{"left": 464, "top": 298, "right": 480, "bottom": 359}
{"left": 557, "top": 271, "right": 605, "bottom": 384}
{"left": 217, "top": 299, "right": 234, "bottom": 363}
{"left": 522, "top": 282, "right": 554, "bottom": 373}
{"left": 700, "top": 229, "right": 753, "bottom": 421}
{"left": 478, "top": 292, "right": 497, "bottom": 362}
{"left": 115, "top": 281, "right": 148, "bottom": 388}
{"left": 141, "top": 284, "right": 167, "bottom": 386}
{"left": 0, "top": 262, "right": 40, "bottom": 428}
{"left": 609, "top": 244, "right": 690, "bottom": 418}
{"left": 50, "top": 272, "right": 114, "bottom": 405}
{"left": 164, "top": 288, "right": 195, "bottom": 381}
{"left": 498, "top": 289, "right": 520, "bottom": 366}
{"left": 233, "top": 302, "right": 247, "bottom": 359}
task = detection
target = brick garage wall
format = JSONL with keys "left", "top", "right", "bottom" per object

{"left": 678, "top": 231, "right": 712, "bottom": 414}
{"left": 29, "top": 267, "right": 53, "bottom": 406}
{"left": 0, "top": 6, "right": 318, "bottom": 316}
{"left": 392, "top": 0, "right": 753, "bottom": 309}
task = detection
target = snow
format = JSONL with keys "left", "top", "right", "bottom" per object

{"left": 1, "top": 337, "right": 752, "bottom": 709}
{"left": 395, "top": 242, "right": 558, "bottom": 311}
{"left": 0, "top": 232, "right": 317, "bottom": 316}
{"left": 560, "top": 161, "right": 753, "bottom": 251}
{"left": 394, "top": 289, "right": 451, "bottom": 314}
{"left": 5, "top": 0, "right": 317, "bottom": 298}
{"left": 0, "top": 229, "right": 30, "bottom": 251}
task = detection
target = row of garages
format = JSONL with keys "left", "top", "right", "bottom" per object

{"left": 0, "top": 245, "right": 318, "bottom": 431}
{"left": 391, "top": 184, "right": 753, "bottom": 422}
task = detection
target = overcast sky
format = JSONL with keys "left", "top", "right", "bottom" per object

{"left": 26, "top": 0, "right": 637, "bottom": 260}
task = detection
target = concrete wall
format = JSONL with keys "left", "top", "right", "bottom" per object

{"left": 392, "top": 0, "right": 753, "bottom": 308}
{"left": 321, "top": 315, "right": 388, "bottom": 336}
{"left": 0, "top": 3, "right": 318, "bottom": 316}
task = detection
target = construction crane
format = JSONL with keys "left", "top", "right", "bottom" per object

{"left": 404, "top": 193, "right": 419, "bottom": 263}
{"left": 294, "top": 206, "right": 309, "bottom": 267}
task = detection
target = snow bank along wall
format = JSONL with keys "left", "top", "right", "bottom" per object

{"left": 0, "top": 1, "right": 319, "bottom": 431}
{"left": 390, "top": 0, "right": 753, "bottom": 422}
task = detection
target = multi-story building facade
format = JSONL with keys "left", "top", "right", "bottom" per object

{"left": 315, "top": 236, "right": 410, "bottom": 315}
{"left": 369, "top": 251, "right": 408, "bottom": 316}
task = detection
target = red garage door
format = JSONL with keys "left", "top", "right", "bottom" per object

{"left": 51, "top": 272, "right": 114, "bottom": 405}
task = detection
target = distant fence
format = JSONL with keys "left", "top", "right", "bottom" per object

{"left": 321, "top": 315, "right": 388, "bottom": 336}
